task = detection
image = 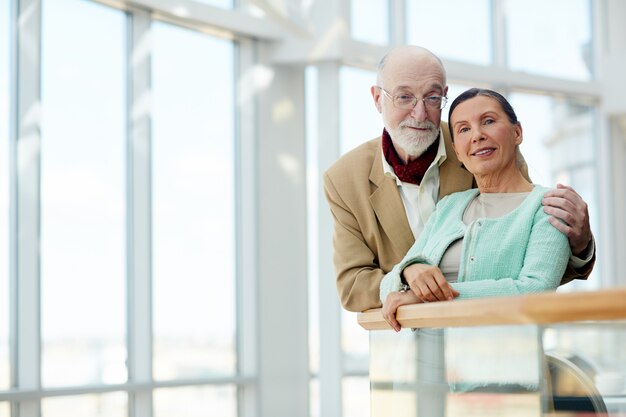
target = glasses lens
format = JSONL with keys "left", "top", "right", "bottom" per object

{"left": 439, "top": 96, "right": 448, "bottom": 109}
{"left": 424, "top": 96, "right": 442, "bottom": 108}
{"left": 394, "top": 95, "right": 416, "bottom": 109}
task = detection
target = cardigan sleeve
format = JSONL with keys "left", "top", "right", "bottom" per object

{"left": 379, "top": 197, "right": 448, "bottom": 303}
{"left": 450, "top": 205, "right": 571, "bottom": 299}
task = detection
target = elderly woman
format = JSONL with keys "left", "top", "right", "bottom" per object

{"left": 380, "top": 88, "right": 571, "bottom": 331}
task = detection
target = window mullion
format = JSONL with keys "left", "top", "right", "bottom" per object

{"left": 235, "top": 37, "right": 259, "bottom": 417}
{"left": 13, "top": 0, "right": 43, "bottom": 415}
{"left": 127, "top": 8, "right": 154, "bottom": 417}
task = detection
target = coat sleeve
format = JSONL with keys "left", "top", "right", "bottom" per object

{"left": 560, "top": 243, "right": 596, "bottom": 285}
{"left": 451, "top": 206, "right": 571, "bottom": 299}
{"left": 323, "top": 172, "right": 386, "bottom": 312}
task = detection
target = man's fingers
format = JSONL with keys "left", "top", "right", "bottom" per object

{"left": 556, "top": 183, "right": 576, "bottom": 193}
{"left": 548, "top": 216, "right": 571, "bottom": 235}
{"left": 542, "top": 196, "right": 577, "bottom": 214}
{"left": 543, "top": 205, "right": 577, "bottom": 227}
{"left": 544, "top": 185, "right": 586, "bottom": 211}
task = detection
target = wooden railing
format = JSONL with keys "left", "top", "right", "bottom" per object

{"left": 358, "top": 287, "right": 626, "bottom": 330}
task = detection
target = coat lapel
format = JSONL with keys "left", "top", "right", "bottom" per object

{"left": 368, "top": 150, "right": 415, "bottom": 257}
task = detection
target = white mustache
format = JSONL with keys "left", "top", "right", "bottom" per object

{"left": 400, "top": 120, "right": 436, "bottom": 130}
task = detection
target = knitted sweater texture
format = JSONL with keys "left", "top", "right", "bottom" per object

{"left": 380, "top": 186, "right": 571, "bottom": 302}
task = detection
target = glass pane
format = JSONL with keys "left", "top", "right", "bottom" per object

{"left": 42, "top": 392, "right": 127, "bottom": 417}
{"left": 342, "top": 309, "right": 369, "bottom": 374}
{"left": 508, "top": 92, "right": 599, "bottom": 290}
{"left": 340, "top": 67, "right": 381, "bottom": 154}
{"left": 0, "top": 402, "right": 8, "bottom": 417}
{"left": 504, "top": 0, "right": 592, "bottom": 80}
{"left": 154, "top": 385, "right": 236, "bottom": 417}
{"left": 370, "top": 326, "right": 544, "bottom": 417}
{"left": 310, "top": 377, "right": 320, "bottom": 417}
{"left": 442, "top": 83, "right": 482, "bottom": 123}
{"left": 543, "top": 321, "right": 626, "bottom": 415}
{"left": 0, "top": 0, "right": 10, "bottom": 392}
{"left": 40, "top": 0, "right": 127, "bottom": 387}
{"left": 343, "top": 376, "right": 370, "bottom": 417}
{"left": 339, "top": 66, "right": 374, "bottom": 376}
{"left": 406, "top": 0, "right": 491, "bottom": 66}
{"left": 351, "top": 0, "right": 389, "bottom": 45}
{"left": 152, "top": 22, "right": 236, "bottom": 380}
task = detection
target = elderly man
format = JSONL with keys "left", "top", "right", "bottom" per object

{"left": 323, "top": 45, "right": 594, "bottom": 312}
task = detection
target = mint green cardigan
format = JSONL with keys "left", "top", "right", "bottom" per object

{"left": 379, "top": 186, "right": 571, "bottom": 302}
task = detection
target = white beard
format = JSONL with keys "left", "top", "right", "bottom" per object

{"left": 387, "top": 119, "right": 439, "bottom": 158}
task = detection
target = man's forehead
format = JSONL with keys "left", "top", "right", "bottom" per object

{"left": 389, "top": 81, "right": 444, "bottom": 92}
{"left": 382, "top": 69, "right": 445, "bottom": 92}
{"left": 382, "top": 57, "right": 444, "bottom": 85}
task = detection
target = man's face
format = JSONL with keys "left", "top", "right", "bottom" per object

{"left": 372, "top": 55, "right": 447, "bottom": 161}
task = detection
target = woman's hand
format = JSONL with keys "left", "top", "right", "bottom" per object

{"left": 382, "top": 290, "right": 420, "bottom": 332}
{"left": 403, "top": 263, "right": 460, "bottom": 302}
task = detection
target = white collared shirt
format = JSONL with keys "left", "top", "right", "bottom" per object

{"left": 381, "top": 129, "right": 448, "bottom": 240}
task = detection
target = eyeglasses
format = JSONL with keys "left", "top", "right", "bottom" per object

{"left": 377, "top": 86, "right": 448, "bottom": 110}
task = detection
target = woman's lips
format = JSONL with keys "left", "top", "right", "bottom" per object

{"left": 472, "top": 147, "right": 495, "bottom": 156}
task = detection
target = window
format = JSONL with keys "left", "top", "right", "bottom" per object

{"left": 153, "top": 386, "right": 236, "bottom": 417}
{"left": 406, "top": 0, "right": 491, "bottom": 66}
{"left": 504, "top": 0, "right": 592, "bottom": 80}
{"left": 152, "top": 22, "right": 236, "bottom": 381}
{"left": 351, "top": 0, "right": 389, "bottom": 45}
{"left": 442, "top": 83, "right": 482, "bottom": 122}
{"left": 40, "top": 0, "right": 127, "bottom": 388}
{"left": 340, "top": 67, "right": 381, "bottom": 154}
{"left": 339, "top": 65, "right": 378, "bottom": 416}
{"left": 42, "top": 393, "right": 127, "bottom": 417}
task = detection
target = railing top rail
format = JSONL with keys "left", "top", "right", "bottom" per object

{"left": 358, "top": 287, "right": 626, "bottom": 330}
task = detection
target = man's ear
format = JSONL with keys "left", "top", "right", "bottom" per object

{"left": 371, "top": 86, "right": 383, "bottom": 113}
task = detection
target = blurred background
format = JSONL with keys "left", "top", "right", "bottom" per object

{"left": 1, "top": 0, "right": 626, "bottom": 416}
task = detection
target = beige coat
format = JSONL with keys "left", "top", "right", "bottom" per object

{"left": 323, "top": 123, "right": 591, "bottom": 312}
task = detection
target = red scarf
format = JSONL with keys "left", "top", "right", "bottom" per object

{"left": 381, "top": 128, "right": 439, "bottom": 185}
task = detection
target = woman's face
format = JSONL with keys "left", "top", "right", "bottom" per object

{"left": 449, "top": 95, "right": 522, "bottom": 178}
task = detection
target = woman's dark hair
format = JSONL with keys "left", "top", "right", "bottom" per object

{"left": 448, "top": 88, "right": 519, "bottom": 142}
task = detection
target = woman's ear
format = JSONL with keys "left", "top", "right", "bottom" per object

{"left": 514, "top": 123, "right": 523, "bottom": 145}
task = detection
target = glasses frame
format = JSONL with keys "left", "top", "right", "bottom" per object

{"left": 377, "top": 86, "right": 448, "bottom": 110}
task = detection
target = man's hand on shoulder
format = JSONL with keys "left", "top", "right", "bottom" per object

{"left": 542, "top": 183, "right": 592, "bottom": 256}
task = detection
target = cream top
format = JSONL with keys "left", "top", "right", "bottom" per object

{"left": 440, "top": 192, "right": 530, "bottom": 282}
